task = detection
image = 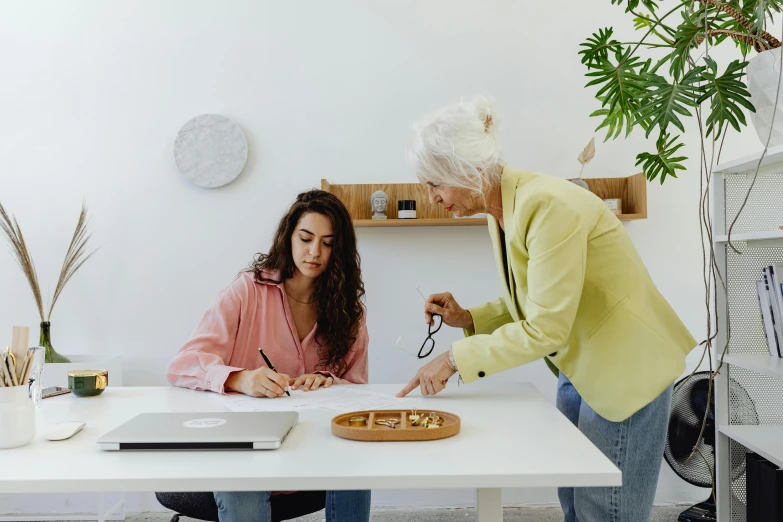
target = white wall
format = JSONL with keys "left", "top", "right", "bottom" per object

{"left": 0, "top": 0, "right": 766, "bottom": 514}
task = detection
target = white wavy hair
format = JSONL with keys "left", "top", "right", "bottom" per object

{"left": 407, "top": 95, "right": 503, "bottom": 197}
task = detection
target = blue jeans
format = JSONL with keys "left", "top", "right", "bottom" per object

{"left": 556, "top": 373, "right": 672, "bottom": 522}
{"left": 213, "top": 490, "right": 371, "bottom": 522}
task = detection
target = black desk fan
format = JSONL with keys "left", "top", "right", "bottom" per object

{"left": 664, "top": 371, "right": 758, "bottom": 522}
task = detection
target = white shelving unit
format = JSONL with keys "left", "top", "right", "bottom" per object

{"left": 713, "top": 149, "right": 783, "bottom": 522}
{"left": 712, "top": 142, "right": 783, "bottom": 173}
{"left": 718, "top": 426, "right": 783, "bottom": 469}
{"left": 714, "top": 230, "right": 783, "bottom": 248}
{"left": 722, "top": 354, "right": 783, "bottom": 380}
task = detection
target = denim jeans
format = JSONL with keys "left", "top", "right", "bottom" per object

{"left": 556, "top": 372, "right": 672, "bottom": 522}
{"left": 213, "top": 490, "right": 371, "bottom": 522}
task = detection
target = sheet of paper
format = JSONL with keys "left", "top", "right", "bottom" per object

{"left": 222, "top": 391, "right": 325, "bottom": 412}
{"left": 222, "top": 387, "right": 408, "bottom": 413}
{"left": 307, "top": 387, "right": 409, "bottom": 412}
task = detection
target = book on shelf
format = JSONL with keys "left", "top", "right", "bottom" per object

{"left": 746, "top": 452, "right": 783, "bottom": 522}
{"left": 759, "top": 459, "right": 783, "bottom": 522}
{"left": 757, "top": 279, "right": 781, "bottom": 357}
{"left": 756, "top": 264, "right": 783, "bottom": 358}
{"left": 768, "top": 265, "right": 783, "bottom": 355}
{"left": 747, "top": 452, "right": 763, "bottom": 522}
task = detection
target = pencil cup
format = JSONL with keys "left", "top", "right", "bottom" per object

{"left": 0, "top": 386, "right": 35, "bottom": 449}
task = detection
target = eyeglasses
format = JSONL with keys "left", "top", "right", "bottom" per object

{"left": 395, "top": 286, "right": 442, "bottom": 359}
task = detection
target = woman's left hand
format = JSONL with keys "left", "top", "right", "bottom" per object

{"left": 290, "top": 373, "right": 334, "bottom": 391}
{"left": 397, "top": 352, "right": 456, "bottom": 397}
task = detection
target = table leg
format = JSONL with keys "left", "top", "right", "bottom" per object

{"left": 476, "top": 488, "right": 502, "bottom": 522}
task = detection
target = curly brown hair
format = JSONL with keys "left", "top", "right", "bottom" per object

{"left": 248, "top": 189, "right": 365, "bottom": 375}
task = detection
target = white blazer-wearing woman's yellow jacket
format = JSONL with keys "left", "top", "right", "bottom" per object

{"left": 453, "top": 168, "right": 696, "bottom": 422}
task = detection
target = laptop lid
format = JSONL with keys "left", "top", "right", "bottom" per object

{"left": 96, "top": 411, "right": 298, "bottom": 451}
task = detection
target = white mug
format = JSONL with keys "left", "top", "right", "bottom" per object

{"left": 0, "top": 386, "right": 36, "bottom": 449}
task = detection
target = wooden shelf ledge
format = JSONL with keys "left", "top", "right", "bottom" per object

{"left": 353, "top": 218, "right": 487, "bottom": 227}
{"left": 719, "top": 425, "right": 783, "bottom": 468}
{"left": 322, "top": 173, "right": 647, "bottom": 228}
{"left": 567, "top": 173, "right": 647, "bottom": 220}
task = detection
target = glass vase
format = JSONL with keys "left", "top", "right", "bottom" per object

{"left": 40, "top": 322, "right": 70, "bottom": 363}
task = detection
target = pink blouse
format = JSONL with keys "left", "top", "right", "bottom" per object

{"left": 166, "top": 271, "right": 369, "bottom": 393}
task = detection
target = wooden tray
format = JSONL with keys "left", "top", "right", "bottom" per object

{"left": 332, "top": 409, "right": 460, "bottom": 442}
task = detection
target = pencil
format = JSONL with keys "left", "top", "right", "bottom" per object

{"left": 258, "top": 348, "right": 290, "bottom": 396}
{"left": 1, "top": 354, "right": 13, "bottom": 387}
{"left": 22, "top": 355, "right": 33, "bottom": 384}
{"left": 6, "top": 353, "right": 18, "bottom": 387}
{"left": 18, "top": 354, "right": 31, "bottom": 384}
{"left": 23, "top": 347, "right": 41, "bottom": 384}
{"left": 16, "top": 351, "right": 29, "bottom": 383}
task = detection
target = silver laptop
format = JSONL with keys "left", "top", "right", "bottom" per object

{"left": 96, "top": 412, "right": 298, "bottom": 451}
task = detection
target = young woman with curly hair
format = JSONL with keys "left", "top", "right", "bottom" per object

{"left": 166, "top": 189, "right": 370, "bottom": 522}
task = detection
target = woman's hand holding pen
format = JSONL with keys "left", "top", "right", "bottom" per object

{"left": 226, "top": 367, "right": 290, "bottom": 398}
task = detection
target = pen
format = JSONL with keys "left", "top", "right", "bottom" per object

{"left": 258, "top": 348, "right": 290, "bottom": 396}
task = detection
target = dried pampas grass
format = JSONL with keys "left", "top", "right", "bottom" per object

{"left": 0, "top": 202, "right": 98, "bottom": 322}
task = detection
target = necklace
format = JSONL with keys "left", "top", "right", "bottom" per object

{"left": 285, "top": 290, "right": 316, "bottom": 305}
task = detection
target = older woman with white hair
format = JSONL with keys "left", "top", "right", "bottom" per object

{"left": 397, "top": 96, "right": 697, "bottom": 522}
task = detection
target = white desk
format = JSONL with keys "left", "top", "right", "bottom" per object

{"left": 0, "top": 383, "right": 620, "bottom": 521}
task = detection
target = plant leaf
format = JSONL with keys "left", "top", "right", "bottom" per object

{"left": 579, "top": 28, "right": 623, "bottom": 69}
{"left": 740, "top": 0, "right": 783, "bottom": 33}
{"left": 635, "top": 132, "right": 687, "bottom": 183}
{"left": 591, "top": 103, "right": 633, "bottom": 141}
{"left": 636, "top": 66, "right": 705, "bottom": 138}
{"left": 591, "top": 93, "right": 651, "bottom": 141}
{"left": 612, "top": 0, "right": 658, "bottom": 13}
{"left": 667, "top": 11, "right": 702, "bottom": 80}
{"left": 585, "top": 46, "right": 649, "bottom": 135}
{"left": 577, "top": 137, "right": 596, "bottom": 166}
{"left": 585, "top": 47, "right": 648, "bottom": 106}
{"left": 712, "top": 0, "right": 783, "bottom": 49}
{"left": 586, "top": 48, "right": 652, "bottom": 141}
{"left": 633, "top": 15, "right": 651, "bottom": 31}
{"left": 698, "top": 57, "right": 756, "bottom": 138}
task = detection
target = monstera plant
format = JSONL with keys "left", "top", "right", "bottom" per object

{"left": 581, "top": 0, "right": 783, "bottom": 183}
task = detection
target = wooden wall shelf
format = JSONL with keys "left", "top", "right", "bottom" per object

{"left": 322, "top": 172, "right": 647, "bottom": 228}
{"left": 352, "top": 218, "right": 487, "bottom": 228}
{"left": 321, "top": 179, "right": 476, "bottom": 227}
{"left": 569, "top": 172, "right": 647, "bottom": 221}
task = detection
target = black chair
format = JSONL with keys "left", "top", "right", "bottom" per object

{"left": 155, "top": 491, "right": 326, "bottom": 522}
